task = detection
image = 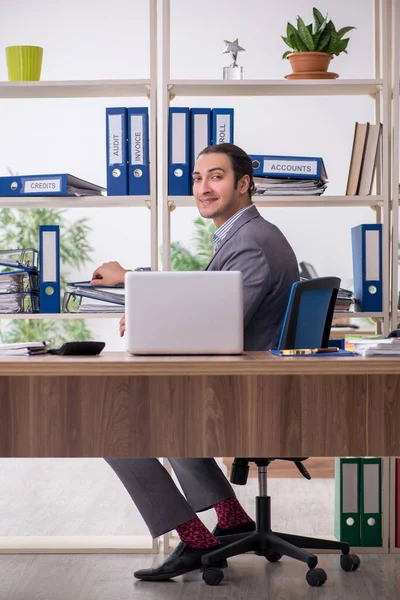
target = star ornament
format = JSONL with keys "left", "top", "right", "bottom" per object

{"left": 222, "top": 38, "right": 245, "bottom": 66}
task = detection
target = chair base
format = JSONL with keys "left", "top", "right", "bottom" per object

{"left": 202, "top": 495, "right": 350, "bottom": 570}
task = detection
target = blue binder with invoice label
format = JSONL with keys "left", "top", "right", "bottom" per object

{"left": 39, "top": 225, "right": 60, "bottom": 313}
{"left": 249, "top": 154, "right": 328, "bottom": 181}
{"left": 190, "top": 108, "right": 211, "bottom": 174}
{"left": 351, "top": 224, "right": 382, "bottom": 312}
{"left": 127, "top": 107, "right": 150, "bottom": 195}
{"left": 211, "top": 108, "right": 234, "bottom": 145}
{"left": 106, "top": 107, "right": 128, "bottom": 196}
{"left": 168, "top": 107, "right": 190, "bottom": 196}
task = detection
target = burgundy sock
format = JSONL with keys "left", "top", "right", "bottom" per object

{"left": 214, "top": 496, "right": 253, "bottom": 529}
{"left": 176, "top": 517, "right": 219, "bottom": 549}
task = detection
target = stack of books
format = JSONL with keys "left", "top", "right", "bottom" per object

{"left": 0, "top": 248, "right": 39, "bottom": 313}
{"left": 250, "top": 154, "right": 328, "bottom": 196}
{"left": 346, "top": 122, "right": 382, "bottom": 196}
{"left": 334, "top": 287, "right": 354, "bottom": 313}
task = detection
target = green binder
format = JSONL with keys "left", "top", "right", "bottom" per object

{"left": 334, "top": 457, "right": 360, "bottom": 546}
{"left": 359, "top": 457, "right": 382, "bottom": 546}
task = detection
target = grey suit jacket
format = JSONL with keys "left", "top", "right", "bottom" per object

{"left": 206, "top": 205, "right": 299, "bottom": 351}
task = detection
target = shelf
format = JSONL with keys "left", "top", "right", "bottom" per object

{"left": 0, "top": 313, "right": 123, "bottom": 320}
{"left": 168, "top": 79, "right": 383, "bottom": 98}
{"left": 0, "top": 79, "right": 152, "bottom": 99}
{"left": 0, "top": 196, "right": 151, "bottom": 208}
{"left": 334, "top": 312, "right": 383, "bottom": 319}
{"left": 168, "top": 196, "right": 384, "bottom": 209}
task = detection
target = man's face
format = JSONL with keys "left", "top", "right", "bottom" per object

{"left": 192, "top": 152, "right": 250, "bottom": 227}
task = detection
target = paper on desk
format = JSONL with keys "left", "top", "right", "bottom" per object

{"left": 353, "top": 338, "right": 400, "bottom": 356}
{"left": 0, "top": 341, "right": 49, "bottom": 355}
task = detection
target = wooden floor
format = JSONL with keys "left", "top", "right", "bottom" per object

{"left": 0, "top": 553, "right": 399, "bottom": 599}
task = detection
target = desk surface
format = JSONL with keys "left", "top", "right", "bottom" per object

{"left": 1, "top": 350, "right": 399, "bottom": 376}
{"left": 1, "top": 351, "right": 400, "bottom": 457}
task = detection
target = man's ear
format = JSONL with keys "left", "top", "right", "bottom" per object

{"left": 239, "top": 174, "right": 250, "bottom": 195}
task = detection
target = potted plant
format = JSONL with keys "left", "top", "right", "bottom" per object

{"left": 282, "top": 7, "right": 355, "bottom": 79}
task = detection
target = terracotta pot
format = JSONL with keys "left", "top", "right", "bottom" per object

{"left": 287, "top": 51, "right": 333, "bottom": 73}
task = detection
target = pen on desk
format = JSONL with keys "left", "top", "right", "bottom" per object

{"left": 279, "top": 347, "right": 339, "bottom": 356}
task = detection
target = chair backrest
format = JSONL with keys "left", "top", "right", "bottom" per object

{"left": 277, "top": 276, "right": 341, "bottom": 351}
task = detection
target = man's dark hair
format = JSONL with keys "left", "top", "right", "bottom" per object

{"left": 197, "top": 143, "right": 256, "bottom": 198}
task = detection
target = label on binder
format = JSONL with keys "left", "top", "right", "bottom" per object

{"left": 263, "top": 159, "right": 318, "bottom": 176}
{"left": 23, "top": 178, "right": 62, "bottom": 193}
{"left": 130, "top": 115, "right": 144, "bottom": 164}
{"left": 215, "top": 114, "right": 231, "bottom": 144}
{"left": 108, "top": 114, "right": 124, "bottom": 165}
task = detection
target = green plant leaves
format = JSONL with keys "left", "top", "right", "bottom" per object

{"left": 296, "top": 16, "right": 315, "bottom": 51}
{"left": 312, "top": 7, "right": 325, "bottom": 29}
{"left": 337, "top": 26, "right": 356, "bottom": 39}
{"left": 170, "top": 217, "right": 215, "bottom": 272}
{"left": 282, "top": 8, "right": 355, "bottom": 58}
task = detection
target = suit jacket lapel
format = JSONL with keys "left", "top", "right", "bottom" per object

{"left": 205, "top": 205, "right": 260, "bottom": 270}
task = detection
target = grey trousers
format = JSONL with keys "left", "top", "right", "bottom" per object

{"left": 105, "top": 458, "right": 235, "bottom": 538}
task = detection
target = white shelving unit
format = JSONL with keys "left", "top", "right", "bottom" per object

{"left": 391, "top": 0, "right": 400, "bottom": 332}
{"left": 0, "top": 0, "right": 158, "bottom": 323}
{"left": 0, "top": 196, "right": 151, "bottom": 208}
{"left": 0, "top": 0, "right": 160, "bottom": 556}
{"left": 161, "top": 0, "right": 391, "bottom": 335}
{"left": 0, "top": 79, "right": 152, "bottom": 99}
{"left": 168, "top": 196, "right": 384, "bottom": 209}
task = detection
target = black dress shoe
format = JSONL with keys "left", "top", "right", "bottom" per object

{"left": 212, "top": 520, "right": 256, "bottom": 537}
{"left": 134, "top": 541, "right": 227, "bottom": 581}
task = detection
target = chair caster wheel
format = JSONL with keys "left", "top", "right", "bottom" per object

{"left": 340, "top": 553, "right": 360, "bottom": 572}
{"left": 306, "top": 567, "right": 327, "bottom": 587}
{"left": 265, "top": 552, "right": 282, "bottom": 562}
{"left": 203, "top": 567, "right": 224, "bottom": 586}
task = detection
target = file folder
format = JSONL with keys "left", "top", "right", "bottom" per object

{"left": 127, "top": 107, "right": 150, "bottom": 195}
{"left": 0, "top": 291, "right": 39, "bottom": 313}
{"left": 334, "top": 457, "right": 360, "bottom": 546}
{"left": 249, "top": 154, "right": 328, "bottom": 181}
{"left": 190, "top": 108, "right": 211, "bottom": 173}
{"left": 395, "top": 459, "right": 400, "bottom": 547}
{"left": 39, "top": 225, "right": 60, "bottom": 313}
{"left": 0, "top": 248, "right": 38, "bottom": 271}
{"left": 106, "top": 107, "right": 128, "bottom": 196}
{"left": 211, "top": 108, "right": 234, "bottom": 145}
{"left": 359, "top": 457, "right": 382, "bottom": 546}
{"left": 0, "top": 174, "right": 105, "bottom": 197}
{"left": 168, "top": 107, "right": 190, "bottom": 196}
{"left": 351, "top": 224, "right": 382, "bottom": 312}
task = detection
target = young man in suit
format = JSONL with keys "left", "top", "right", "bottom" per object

{"left": 91, "top": 143, "right": 299, "bottom": 581}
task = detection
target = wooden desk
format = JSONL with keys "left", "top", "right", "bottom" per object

{"left": 0, "top": 351, "right": 399, "bottom": 458}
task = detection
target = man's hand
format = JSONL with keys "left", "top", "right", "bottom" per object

{"left": 90, "top": 261, "right": 131, "bottom": 287}
{"left": 119, "top": 314, "right": 126, "bottom": 337}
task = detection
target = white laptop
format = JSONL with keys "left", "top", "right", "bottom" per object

{"left": 125, "top": 271, "right": 243, "bottom": 355}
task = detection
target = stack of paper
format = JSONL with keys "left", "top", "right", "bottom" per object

{"left": 0, "top": 341, "right": 49, "bottom": 356}
{"left": 0, "top": 248, "right": 39, "bottom": 313}
{"left": 254, "top": 177, "right": 327, "bottom": 196}
{"left": 353, "top": 338, "right": 400, "bottom": 356}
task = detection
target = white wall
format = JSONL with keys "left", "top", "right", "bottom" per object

{"left": 0, "top": 0, "right": 379, "bottom": 349}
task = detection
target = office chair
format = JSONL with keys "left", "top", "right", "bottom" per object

{"left": 201, "top": 277, "right": 360, "bottom": 588}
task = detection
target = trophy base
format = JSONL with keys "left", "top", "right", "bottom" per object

{"left": 223, "top": 65, "right": 244, "bottom": 80}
